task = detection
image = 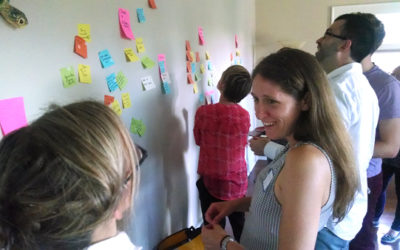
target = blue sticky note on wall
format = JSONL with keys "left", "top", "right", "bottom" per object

{"left": 98, "top": 49, "right": 115, "bottom": 68}
{"left": 159, "top": 61, "right": 166, "bottom": 73}
{"left": 208, "top": 61, "right": 212, "bottom": 70}
{"left": 191, "top": 62, "right": 196, "bottom": 73}
{"left": 137, "top": 8, "right": 146, "bottom": 23}
{"left": 106, "top": 73, "right": 118, "bottom": 92}
{"left": 162, "top": 82, "right": 171, "bottom": 95}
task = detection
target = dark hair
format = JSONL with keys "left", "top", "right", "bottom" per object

{"left": 220, "top": 65, "right": 251, "bottom": 103}
{"left": 360, "top": 13, "right": 385, "bottom": 53}
{"left": 0, "top": 101, "right": 138, "bottom": 250}
{"left": 335, "top": 13, "right": 377, "bottom": 62}
{"left": 252, "top": 48, "right": 357, "bottom": 220}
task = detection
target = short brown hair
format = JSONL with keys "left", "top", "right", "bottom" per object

{"left": 220, "top": 65, "right": 251, "bottom": 103}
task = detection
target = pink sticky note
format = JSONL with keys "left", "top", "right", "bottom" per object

{"left": 235, "top": 34, "right": 239, "bottom": 48}
{"left": 198, "top": 27, "right": 205, "bottom": 45}
{"left": 158, "top": 54, "right": 166, "bottom": 62}
{"left": 0, "top": 97, "right": 28, "bottom": 136}
{"left": 118, "top": 8, "right": 134, "bottom": 40}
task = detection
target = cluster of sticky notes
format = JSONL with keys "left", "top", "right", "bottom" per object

{"left": 130, "top": 117, "right": 146, "bottom": 136}
{"left": 186, "top": 40, "right": 195, "bottom": 85}
{"left": 158, "top": 54, "right": 171, "bottom": 94}
{"left": 119, "top": 8, "right": 135, "bottom": 40}
{"left": 141, "top": 76, "right": 156, "bottom": 91}
{"left": 124, "top": 48, "right": 140, "bottom": 62}
{"left": 137, "top": 8, "right": 146, "bottom": 23}
{"left": 60, "top": 66, "right": 78, "bottom": 88}
{"left": 98, "top": 49, "right": 115, "bottom": 68}
{"left": 0, "top": 97, "right": 27, "bottom": 136}
{"left": 231, "top": 34, "right": 242, "bottom": 65}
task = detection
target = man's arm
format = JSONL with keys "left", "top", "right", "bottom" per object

{"left": 373, "top": 118, "right": 400, "bottom": 158}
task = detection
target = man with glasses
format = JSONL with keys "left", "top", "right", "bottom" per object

{"left": 314, "top": 13, "right": 380, "bottom": 249}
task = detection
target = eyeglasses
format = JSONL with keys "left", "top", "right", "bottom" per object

{"left": 324, "top": 31, "right": 347, "bottom": 40}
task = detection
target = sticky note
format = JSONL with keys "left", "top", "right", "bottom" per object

{"left": 193, "top": 83, "right": 198, "bottom": 93}
{"left": 118, "top": 8, "right": 134, "bottom": 40}
{"left": 98, "top": 49, "right": 115, "bottom": 68}
{"left": 205, "top": 51, "right": 210, "bottom": 60}
{"left": 136, "top": 37, "right": 145, "bottom": 53}
{"left": 137, "top": 8, "right": 146, "bottom": 23}
{"left": 106, "top": 73, "right": 118, "bottom": 92}
{"left": 186, "top": 51, "right": 193, "bottom": 62}
{"left": 121, "top": 93, "right": 132, "bottom": 108}
{"left": 200, "top": 64, "right": 205, "bottom": 73}
{"left": 141, "top": 76, "right": 156, "bottom": 91}
{"left": 104, "top": 95, "right": 114, "bottom": 105}
{"left": 159, "top": 61, "right": 166, "bottom": 73}
{"left": 162, "top": 82, "right": 171, "bottom": 95}
{"left": 161, "top": 72, "right": 170, "bottom": 83}
{"left": 0, "top": 97, "right": 27, "bottom": 136}
{"left": 199, "top": 93, "right": 205, "bottom": 103}
{"left": 116, "top": 71, "right": 128, "bottom": 90}
{"left": 196, "top": 52, "right": 200, "bottom": 62}
{"left": 124, "top": 48, "right": 139, "bottom": 62}
{"left": 230, "top": 53, "right": 233, "bottom": 61}
{"left": 198, "top": 26, "right": 205, "bottom": 45}
{"left": 148, "top": 0, "right": 157, "bottom": 9}
{"left": 194, "top": 72, "right": 201, "bottom": 81}
{"left": 235, "top": 34, "right": 238, "bottom": 48}
{"left": 185, "top": 40, "right": 191, "bottom": 51}
{"left": 158, "top": 54, "right": 166, "bottom": 62}
{"left": 187, "top": 73, "right": 194, "bottom": 84}
{"left": 130, "top": 117, "right": 146, "bottom": 137}
{"left": 186, "top": 62, "right": 192, "bottom": 73}
{"left": 78, "top": 64, "right": 92, "bottom": 83}
{"left": 74, "top": 36, "right": 87, "bottom": 58}
{"left": 60, "top": 66, "right": 77, "bottom": 88}
{"left": 110, "top": 100, "right": 122, "bottom": 116}
{"left": 78, "top": 24, "right": 91, "bottom": 42}
{"left": 208, "top": 61, "right": 212, "bottom": 70}
{"left": 141, "top": 56, "right": 155, "bottom": 69}
{"left": 236, "top": 49, "right": 241, "bottom": 56}
{"left": 191, "top": 62, "right": 196, "bottom": 74}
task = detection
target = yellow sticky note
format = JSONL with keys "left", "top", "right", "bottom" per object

{"left": 78, "top": 24, "right": 91, "bottom": 42}
{"left": 200, "top": 64, "right": 205, "bottom": 73}
{"left": 190, "top": 51, "right": 195, "bottom": 62}
{"left": 78, "top": 64, "right": 92, "bottom": 83}
{"left": 124, "top": 48, "right": 139, "bottom": 62}
{"left": 193, "top": 83, "right": 198, "bottom": 93}
{"left": 236, "top": 49, "right": 241, "bottom": 56}
{"left": 111, "top": 100, "right": 122, "bottom": 116}
{"left": 121, "top": 93, "right": 132, "bottom": 109}
{"left": 205, "top": 51, "right": 210, "bottom": 60}
{"left": 136, "top": 37, "right": 145, "bottom": 53}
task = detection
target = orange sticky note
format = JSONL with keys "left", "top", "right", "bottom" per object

{"left": 186, "top": 51, "right": 193, "bottom": 62}
{"left": 148, "top": 0, "right": 157, "bottom": 9}
{"left": 186, "top": 62, "right": 192, "bottom": 73}
{"left": 196, "top": 52, "right": 200, "bottom": 62}
{"left": 104, "top": 95, "right": 114, "bottom": 105}
{"left": 187, "top": 73, "right": 194, "bottom": 84}
{"left": 230, "top": 53, "right": 233, "bottom": 61}
{"left": 74, "top": 36, "right": 87, "bottom": 58}
{"left": 235, "top": 34, "right": 239, "bottom": 48}
{"left": 185, "top": 40, "right": 191, "bottom": 51}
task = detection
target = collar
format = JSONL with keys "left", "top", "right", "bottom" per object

{"left": 327, "top": 62, "right": 362, "bottom": 79}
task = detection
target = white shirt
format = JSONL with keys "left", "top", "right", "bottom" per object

{"left": 87, "top": 232, "right": 143, "bottom": 250}
{"left": 325, "top": 62, "right": 379, "bottom": 240}
{"left": 263, "top": 63, "right": 379, "bottom": 241}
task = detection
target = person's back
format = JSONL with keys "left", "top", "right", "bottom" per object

{"left": 194, "top": 65, "right": 251, "bottom": 241}
{"left": 0, "top": 101, "right": 142, "bottom": 250}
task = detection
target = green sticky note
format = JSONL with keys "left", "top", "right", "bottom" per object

{"left": 141, "top": 56, "right": 155, "bottom": 69}
{"left": 116, "top": 71, "right": 128, "bottom": 90}
{"left": 60, "top": 66, "right": 77, "bottom": 88}
{"left": 130, "top": 118, "right": 146, "bottom": 137}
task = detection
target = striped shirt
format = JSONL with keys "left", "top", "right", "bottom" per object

{"left": 240, "top": 142, "right": 336, "bottom": 249}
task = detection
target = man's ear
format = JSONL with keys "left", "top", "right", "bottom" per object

{"left": 340, "top": 39, "right": 352, "bottom": 50}
{"left": 301, "top": 92, "right": 310, "bottom": 111}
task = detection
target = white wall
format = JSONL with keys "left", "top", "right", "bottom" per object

{"left": 0, "top": 0, "right": 255, "bottom": 249}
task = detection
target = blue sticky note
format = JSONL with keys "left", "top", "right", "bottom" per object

{"left": 159, "top": 61, "right": 166, "bottom": 73}
{"left": 199, "top": 93, "right": 205, "bottom": 103}
{"left": 98, "top": 49, "right": 115, "bottom": 68}
{"left": 106, "top": 73, "right": 118, "bottom": 92}
{"left": 191, "top": 62, "right": 196, "bottom": 73}
{"left": 210, "top": 95, "right": 214, "bottom": 104}
{"left": 208, "top": 61, "right": 212, "bottom": 70}
{"left": 137, "top": 8, "right": 146, "bottom": 23}
{"left": 162, "top": 82, "right": 171, "bottom": 95}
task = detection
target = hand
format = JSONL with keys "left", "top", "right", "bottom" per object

{"left": 205, "top": 201, "right": 234, "bottom": 225}
{"left": 249, "top": 137, "right": 270, "bottom": 156}
{"left": 201, "top": 224, "right": 228, "bottom": 250}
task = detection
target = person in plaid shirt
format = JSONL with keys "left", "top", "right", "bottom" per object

{"left": 194, "top": 65, "right": 252, "bottom": 241}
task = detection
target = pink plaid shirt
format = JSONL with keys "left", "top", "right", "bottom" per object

{"left": 194, "top": 103, "right": 249, "bottom": 200}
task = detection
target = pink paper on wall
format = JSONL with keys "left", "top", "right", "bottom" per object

{"left": 118, "top": 8, "right": 135, "bottom": 40}
{"left": 0, "top": 97, "right": 28, "bottom": 136}
{"left": 198, "top": 26, "right": 205, "bottom": 45}
{"left": 235, "top": 34, "right": 239, "bottom": 48}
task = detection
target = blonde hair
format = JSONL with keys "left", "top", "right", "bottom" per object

{"left": 0, "top": 100, "right": 139, "bottom": 249}
{"left": 253, "top": 48, "right": 358, "bottom": 220}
